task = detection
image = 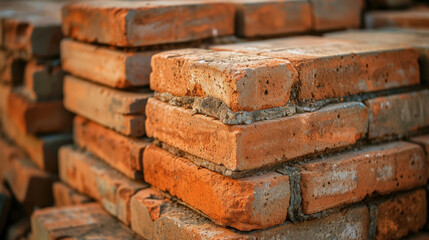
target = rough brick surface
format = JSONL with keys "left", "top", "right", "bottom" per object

{"left": 62, "top": 1, "right": 235, "bottom": 47}
{"left": 59, "top": 145, "right": 148, "bottom": 225}
{"left": 212, "top": 36, "right": 420, "bottom": 102}
{"left": 52, "top": 182, "right": 91, "bottom": 207}
{"left": 375, "top": 189, "right": 427, "bottom": 240}
{"left": 410, "top": 135, "right": 429, "bottom": 179}
{"left": 64, "top": 75, "right": 150, "bottom": 137}
{"left": 23, "top": 59, "right": 64, "bottom": 101}
{"left": 366, "top": 7, "right": 429, "bottom": 29}
{"left": 365, "top": 90, "right": 429, "bottom": 139}
{"left": 144, "top": 145, "right": 291, "bottom": 231}
{"left": 232, "top": 0, "right": 312, "bottom": 37}
{"left": 146, "top": 98, "right": 368, "bottom": 171}
{"left": 151, "top": 48, "right": 297, "bottom": 112}
{"left": 300, "top": 141, "right": 427, "bottom": 215}
{"left": 61, "top": 39, "right": 156, "bottom": 88}
{"left": 0, "top": 84, "right": 11, "bottom": 128}
{"left": 309, "top": 0, "right": 364, "bottom": 31}
{"left": 31, "top": 203, "right": 142, "bottom": 240}
{"left": 7, "top": 90, "right": 73, "bottom": 134}
{"left": 74, "top": 116, "right": 150, "bottom": 179}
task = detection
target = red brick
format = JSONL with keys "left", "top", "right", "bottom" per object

{"left": 130, "top": 189, "right": 369, "bottom": 240}
{"left": 365, "top": 90, "right": 429, "bottom": 139}
{"left": 375, "top": 189, "right": 427, "bottom": 240}
{"left": 74, "top": 116, "right": 150, "bottom": 179}
{"left": 62, "top": 1, "right": 235, "bottom": 47}
{"left": 212, "top": 36, "right": 420, "bottom": 102}
{"left": 7, "top": 90, "right": 73, "bottom": 134}
{"left": 52, "top": 181, "right": 91, "bottom": 207}
{"left": 309, "top": 0, "right": 364, "bottom": 31}
{"left": 150, "top": 48, "right": 297, "bottom": 112}
{"left": 144, "top": 144, "right": 290, "bottom": 231}
{"left": 31, "top": 203, "right": 142, "bottom": 240}
{"left": 58, "top": 145, "right": 148, "bottom": 225}
{"left": 64, "top": 75, "right": 149, "bottom": 137}
{"left": 0, "top": 83, "right": 11, "bottom": 128}
{"left": 411, "top": 135, "right": 429, "bottom": 179}
{"left": 61, "top": 39, "right": 156, "bottom": 88}
{"left": 146, "top": 98, "right": 368, "bottom": 171}
{"left": 299, "top": 141, "right": 427, "bottom": 215}
{"left": 23, "top": 59, "right": 64, "bottom": 101}
{"left": 232, "top": 0, "right": 312, "bottom": 37}
{"left": 0, "top": 135, "right": 25, "bottom": 181}
{"left": 365, "top": 7, "right": 429, "bottom": 29}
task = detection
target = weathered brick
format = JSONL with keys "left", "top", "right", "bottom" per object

{"left": 144, "top": 144, "right": 290, "bottom": 231}
{"left": 74, "top": 116, "right": 150, "bottom": 179}
{"left": 4, "top": 154, "right": 55, "bottom": 211}
{"left": 411, "top": 135, "right": 429, "bottom": 179}
{"left": 7, "top": 89, "right": 73, "bottom": 134}
{"left": 375, "top": 189, "right": 427, "bottom": 240}
{"left": 0, "top": 83, "right": 10, "bottom": 128}
{"left": 23, "top": 59, "right": 64, "bottom": 101}
{"left": 212, "top": 36, "right": 420, "bottom": 102}
{"left": 366, "top": 7, "right": 429, "bottom": 29}
{"left": 232, "top": 0, "right": 311, "bottom": 37}
{"left": 52, "top": 182, "right": 91, "bottom": 207}
{"left": 131, "top": 189, "right": 369, "bottom": 240}
{"left": 61, "top": 39, "right": 156, "bottom": 88}
{"left": 64, "top": 75, "right": 149, "bottom": 137}
{"left": 31, "top": 203, "right": 142, "bottom": 240}
{"left": 59, "top": 145, "right": 148, "bottom": 225}
{"left": 325, "top": 29, "right": 429, "bottom": 83}
{"left": 146, "top": 98, "right": 368, "bottom": 171}
{"left": 62, "top": 1, "right": 235, "bottom": 47}
{"left": 299, "top": 141, "right": 427, "bottom": 215}
{"left": 365, "top": 90, "right": 429, "bottom": 139}
{"left": 309, "top": 0, "right": 364, "bottom": 31}
{"left": 151, "top": 48, "right": 297, "bottom": 112}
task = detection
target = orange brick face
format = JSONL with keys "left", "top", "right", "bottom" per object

{"left": 143, "top": 145, "right": 290, "bottom": 231}
{"left": 299, "top": 141, "right": 427, "bottom": 215}
{"left": 52, "top": 182, "right": 91, "bottom": 207}
{"left": 310, "top": 0, "right": 364, "bottom": 30}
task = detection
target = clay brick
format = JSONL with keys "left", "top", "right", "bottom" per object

{"left": 325, "top": 29, "right": 429, "bottom": 83}
{"left": 309, "top": 0, "right": 363, "bottom": 31}
{"left": 232, "top": 0, "right": 312, "bottom": 37}
{"left": 131, "top": 190, "right": 369, "bottom": 240}
{"left": 299, "top": 141, "right": 427, "bottom": 215}
{"left": 31, "top": 203, "right": 142, "bottom": 240}
{"left": 212, "top": 36, "right": 420, "bottom": 102}
{"left": 151, "top": 48, "right": 297, "bottom": 112}
{"left": 0, "top": 83, "right": 10, "bottom": 128}
{"left": 4, "top": 154, "right": 55, "bottom": 211}
{"left": 7, "top": 89, "right": 73, "bottom": 134}
{"left": 52, "top": 182, "right": 91, "bottom": 207}
{"left": 144, "top": 144, "right": 290, "bottom": 231}
{"left": 62, "top": 1, "right": 235, "bottom": 47}
{"left": 74, "top": 116, "right": 150, "bottom": 179}
{"left": 23, "top": 59, "right": 64, "bottom": 101}
{"left": 365, "top": 90, "right": 429, "bottom": 139}
{"left": 375, "top": 189, "right": 427, "bottom": 240}
{"left": 146, "top": 98, "right": 368, "bottom": 171}
{"left": 64, "top": 75, "right": 149, "bottom": 137}
{"left": 0, "top": 135, "right": 25, "bottom": 182}
{"left": 61, "top": 39, "right": 156, "bottom": 88}
{"left": 366, "top": 7, "right": 429, "bottom": 29}
{"left": 58, "top": 145, "right": 148, "bottom": 225}
{"left": 410, "top": 135, "right": 429, "bottom": 179}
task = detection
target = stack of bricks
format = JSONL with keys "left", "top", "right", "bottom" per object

{"left": 0, "top": 2, "right": 76, "bottom": 239}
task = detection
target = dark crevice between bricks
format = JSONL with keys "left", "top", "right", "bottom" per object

{"left": 368, "top": 202, "right": 378, "bottom": 240}
{"left": 276, "top": 166, "right": 302, "bottom": 223}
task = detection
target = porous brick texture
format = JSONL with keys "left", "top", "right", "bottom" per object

{"left": 52, "top": 182, "right": 91, "bottom": 207}
{"left": 58, "top": 145, "right": 148, "bottom": 225}
{"left": 143, "top": 145, "right": 290, "bottom": 231}
{"left": 74, "top": 116, "right": 150, "bottom": 179}
{"left": 411, "top": 135, "right": 429, "bottom": 178}
{"left": 61, "top": 39, "right": 156, "bottom": 88}
{"left": 31, "top": 203, "right": 142, "bottom": 240}
{"left": 299, "top": 141, "right": 427, "bottom": 214}
{"left": 146, "top": 98, "right": 368, "bottom": 171}
{"left": 62, "top": 1, "right": 235, "bottom": 47}
{"left": 63, "top": 75, "right": 150, "bottom": 137}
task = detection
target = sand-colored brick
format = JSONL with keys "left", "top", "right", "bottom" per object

{"left": 74, "top": 116, "right": 151, "bottom": 179}
{"left": 52, "top": 182, "right": 91, "bottom": 207}
{"left": 62, "top": 1, "right": 235, "bottom": 47}
{"left": 146, "top": 98, "right": 368, "bottom": 171}
{"left": 59, "top": 145, "right": 148, "bottom": 225}
{"left": 300, "top": 141, "right": 427, "bottom": 214}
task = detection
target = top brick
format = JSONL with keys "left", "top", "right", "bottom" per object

{"left": 365, "top": 6, "right": 429, "bottom": 29}
{"left": 62, "top": 1, "right": 235, "bottom": 47}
